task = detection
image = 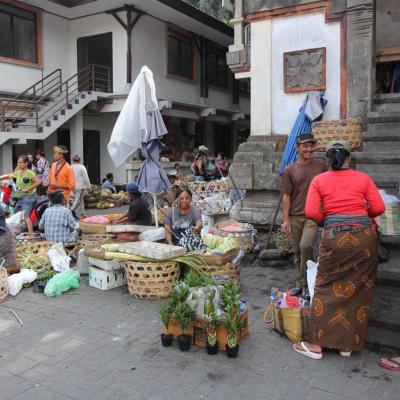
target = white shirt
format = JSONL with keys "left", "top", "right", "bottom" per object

{"left": 71, "top": 163, "right": 91, "bottom": 190}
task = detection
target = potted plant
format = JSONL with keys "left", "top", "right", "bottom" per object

{"left": 223, "top": 303, "right": 242, "bottom": 358}
{"left": 173, "top": 302, "right": 196, "bottom": 351}
{"left": 159, "top": 302, "right": 173, "bottom": 347}
{"left": 203, "top": 290, "right": 219, "bottom": 355}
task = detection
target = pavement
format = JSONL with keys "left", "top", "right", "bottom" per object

{"left": 0, "top": 258, "right": 399, "bottom": 400}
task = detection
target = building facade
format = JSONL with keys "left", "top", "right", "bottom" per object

{"left": 0, "top": 0, "right": 250, "bottom": 182}
{"left": 226, "top": 0, "right": 400, "bottom": 224}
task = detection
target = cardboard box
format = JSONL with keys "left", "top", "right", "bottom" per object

{"left": 88, "top": 266, "right": 127, "bottom": 290}
{"left": 167, "top": 320, "right": 194, "bottom": 341}
{"left": 88, "top": 257, "right": 121, "bottom": 271}
{"left": 194, "top": 310, "right": 249, "bottom": 351}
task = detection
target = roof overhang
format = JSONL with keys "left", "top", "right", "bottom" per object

{"left": 25, "top": 0, "right": 233, "bottom": 43}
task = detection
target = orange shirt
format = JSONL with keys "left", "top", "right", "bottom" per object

{"left": 48, "top": 161, "right": 76, "bottom": 200}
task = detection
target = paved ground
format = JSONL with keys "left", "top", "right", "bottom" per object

{"left": 0, "top": 260, "right": 399, "bottom": 400}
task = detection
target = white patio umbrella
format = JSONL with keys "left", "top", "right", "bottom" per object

{"left": 107, "top": 66, "right": 171, "bottom": 226}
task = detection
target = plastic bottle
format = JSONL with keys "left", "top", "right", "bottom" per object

{"left": 231, "top": 249, "right": 245, "bottom": 264}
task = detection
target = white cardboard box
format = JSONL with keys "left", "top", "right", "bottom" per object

{"left": 88, "top": 266, "right": 126, "bottom": 290}
{"left": 88, "top": 257, "right": 122, "bottom": 271}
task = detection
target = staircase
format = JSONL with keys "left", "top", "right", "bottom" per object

{"left": 352, "top": 94, "right": 400, "bottom": 350}
{"left": 0, "top": 64, "right": 111, "bottom": 146}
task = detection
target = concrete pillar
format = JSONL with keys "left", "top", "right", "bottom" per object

{"left": 346, "top": 0, "right": 376, "bottom": 122}
{"left": 69, "top": 110, "right": 84, "bottom": 158}
{"left": 250, "top": 20, "right": 272, "bottom": 136}
{"left": 205, "top": 120, "right": 215, "bottom": 155}
{"left": 0, "top": 143, "right": 13, "bottom": 175}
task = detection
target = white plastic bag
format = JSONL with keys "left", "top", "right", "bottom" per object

{"left": 48, "top": 243, "right": 70, "bottom": 272}
{"left": 139, "top": 227, "right": 165, "bottom": 242}
{"left": 76, "top": 248, "right": 89, "bottom": 275}
{"left": 379, "top": 190, "right": 400, "bottom": 206}
{"left": 7, "top": 268, "right": 37, "bottom": 296}
{"left": 306, "top": 260, "right": 318, "bottom": 304}
{"left": 6, "top": 211, "right": 23, "bottom": 225}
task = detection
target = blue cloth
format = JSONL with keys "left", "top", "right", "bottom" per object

{"left": 279, "top": 92, "right": 327, "bottom": 175}
{"left": 39, "top": 204, "right": 78, "bottom": 244}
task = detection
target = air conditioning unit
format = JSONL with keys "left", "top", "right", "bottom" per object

{"left": 245, "top": 24, "right": 251, "bottom": 46}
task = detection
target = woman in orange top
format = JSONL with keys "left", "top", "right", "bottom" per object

{"left": 48, "top": 146, "right": 76, "bottom": 202}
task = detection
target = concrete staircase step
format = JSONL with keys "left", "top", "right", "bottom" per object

{"left": 357, "top": 164, "right": 400, "bottom": 174}
{"left": 363, "top": 130, "right": 400, "bottom": 142}
{"left": 374, "top": 94, "right": 400, "bottom": 113}
{"left": 368, "top": 111, "right": 400, "bottom": 121}
{"left": 353, "top": 152, "right": 400, "bottom": 163}
{"left": 367, "top": 173, "right": 399, "bottom": 188}
{"left": 363, "top": 141, "right": 400, "bottom": 151}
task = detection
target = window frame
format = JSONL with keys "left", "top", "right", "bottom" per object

{"left": 0, "top": 0, "right": 42, "bottom": 68}
{"left": 166, "top": 26, "right": 196, "bottom": 82}
{"left": 207, "top": 42, "right": 228, "bottom": 89}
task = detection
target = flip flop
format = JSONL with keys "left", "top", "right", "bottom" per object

{"left": 378, "top": 358, "right": 400, "bottom": 371}
{"left": 293, "top": 342, "right": 323, "bottom": 360}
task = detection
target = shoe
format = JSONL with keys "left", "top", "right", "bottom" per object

{"left": 293, "top": 342, "right": 323, "bottom": 360}
{"left": 340, "top": 351, "right": 352, "bottom": 357}
{"left": 301, "top": 287, "right": 311, "bottom": 302}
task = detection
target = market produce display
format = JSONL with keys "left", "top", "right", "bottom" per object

{"left": 84, "top": 187, "right": 127, "bottom": 209}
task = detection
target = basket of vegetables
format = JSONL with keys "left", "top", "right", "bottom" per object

{"left": 78, "top": 215, "right": 120, "bottom": 234}
{"left": 0, "top": 267, "right": 8, "bottom": 303}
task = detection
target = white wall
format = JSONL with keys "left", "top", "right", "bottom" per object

{"left": 269, "top": 12, "right": 341, "bottom": 135}
{"left": 0, "top": 12, "right": 70, "bottom": 94}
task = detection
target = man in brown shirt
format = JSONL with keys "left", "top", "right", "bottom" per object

{"left": 279, "top": 134, "right": 327, "bottom": 293}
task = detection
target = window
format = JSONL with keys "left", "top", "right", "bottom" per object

{"left": 167, "top": 29, "right": 194, "bottom": 79}
{"left": 0, "top": 1, "right": 38, "bottom": 63}
{"left": 239, "top": 79, "right": 250, "bottom": 97}
{"left": 208, "top": 43, "right": 227, "bottom": 88}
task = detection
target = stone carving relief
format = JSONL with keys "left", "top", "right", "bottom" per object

{"left": 283, "top": 47, "right": 326, "bottom": 93}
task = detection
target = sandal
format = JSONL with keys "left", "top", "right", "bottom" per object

{"left": 378, "top": 357, "right": 400, "bottom": 371}
{"left": 293, "top": 342, "right": 323, "bottom": 360}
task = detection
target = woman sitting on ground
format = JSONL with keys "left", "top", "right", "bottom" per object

{"left": 293, "top": 141, "right": 385, "bottom": 360}
{"left": 165, "top": 189, "right": 202, "bottom": 245}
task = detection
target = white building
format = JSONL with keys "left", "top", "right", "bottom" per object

{"left": 0, "top": 0, "right": 250, "bottom": 182}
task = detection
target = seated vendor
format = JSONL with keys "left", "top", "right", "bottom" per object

{"left": 101, "top": 173, "right": 116, "bottom": 193}
{"left": 165, "top": 189, "right": 203, "bottom": 245}
{"left": 111, "top": 183, "right": 152, "bottom": 241}
{"left": 160, "top": 171, "right": 179, "bottom": 207}
{"left": 0, "top": 206, "right": 17, "bottom": 273}
{"left": 39, "top": 190, "right": 80, "bottom": 244}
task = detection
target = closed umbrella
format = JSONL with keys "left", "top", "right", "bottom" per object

{"left": 108, "top": 66, "right": 171, "bottom": 226}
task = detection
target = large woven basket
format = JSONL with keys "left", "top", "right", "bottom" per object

{"left": 198, "top": 249, "right": 238, "bottom": 266}
{"left": 78, "top": 221, "right": 108, "bottom": 234}
{"left": 312, "top": 118, "right": 362, "bottom": 151}
{"left": 0, "top": 267, "right": 8, "bottom": 303}
{"left": 197, "top": 263, "right": 240, "bottom": 285}
{"left": 376, "top": 206, "right": 400, "bottom": 236}
{"left": 16, "top": 240, "right": 53, "bottom": 263}
{"left": 123, "top": 261, "right": 179, "bottom": 299}
{"left": 212, "top": 221, "right": 256, "bottom": 253}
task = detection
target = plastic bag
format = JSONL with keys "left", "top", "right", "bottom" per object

{"left": 379, "top": 189, "right": 400, "bottom": 206}
{"left": 76, "top": 249, "right": 89, "bottom": 275}
{"left": 44, "top": 269, "right": 80, "bottom": 297}
{"left": 7, "top": 269, "right": 37, "bottom": 296}
{"left": 306, "top": 260, "right": 318, "bottom": 304}
{"left": 48, "top": 243, "right": 71, "bottom": 272}
{"left": 139, "top": 227, "right": 165, "bottom": 242}
{"left": 203, "top": 234, "right": 238, "bottom": 254}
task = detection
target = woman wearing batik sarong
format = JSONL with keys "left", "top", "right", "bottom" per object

{"left": 293, "top": 140, "right": 385, "bottom": 360}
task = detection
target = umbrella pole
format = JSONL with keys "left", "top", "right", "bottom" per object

{"left": 266, "top": 192, "right": 283, "bottom": 248}
{"left": 153, "top": 193, "right": 159, "bottom": 227}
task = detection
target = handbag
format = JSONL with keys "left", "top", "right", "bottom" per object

{"left": 264, "top": 302, "right": 309, "bottom": 343}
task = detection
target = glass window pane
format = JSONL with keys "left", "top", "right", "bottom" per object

{"left": 0, "top": 12, "right": 12, "bottom": 58}
{"left": 0, "top": 3, "right": 35, "bottom": 20}
{"left": 168, "top": 36, "right": 179, "bottom": 75}
{"left": 13, "top": 16, "right": 36, "bottom": 62}
{"left": 180, "top": 42, "right": 192, "bottom": 78}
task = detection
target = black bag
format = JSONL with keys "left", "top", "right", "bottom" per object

{"left": 378, "top": 241, "right": 390, "bottom": 263}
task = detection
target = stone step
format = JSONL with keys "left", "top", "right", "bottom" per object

{"left": 374, "top": 94, "right": 400, "bottom": 113}
{"left": 364, "top": 130, "right": 400, "bottom": 142}
{"left": 366, "top": 173, "right": 399, "bottom": 189}
{"left": 352, "top": 152, "right": 400, "bottom": 163}
{"left": 357, "top": 164, "right": 400, "bottom": 174}
{"left": 363, "top": 141, "right": 400, "bottom": 151}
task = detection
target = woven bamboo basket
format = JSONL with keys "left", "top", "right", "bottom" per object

{"left": 376, "top": 206, "right": 400, "bottom": 236}
{"left": 15, "top": 232, "right": 46, "bottom": 243}
{"left": 78, "top": 221, "right": 109, "bottom": 234}
{"left": 84, "top": 240, "right": 121, "bottom": 260}
{"left": 198, "top": 249, "right": 238, "bottom": 266}
{"left": 123, "top": 261, "right": 179, "bottom": 299}
{"left": 16, "top": 240, "right": 53, "bottom": 263}
{"left": 0, "top": 267, "right": 8, "bottom": 303}
{"left": 212, "top": 221, "right": 256, "bottom": 253}
{"left": 197, "top": 263, "right": 240, "bottom": 285}
{"left": 312, "top": 118, "right": 362, "bottom": 151}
